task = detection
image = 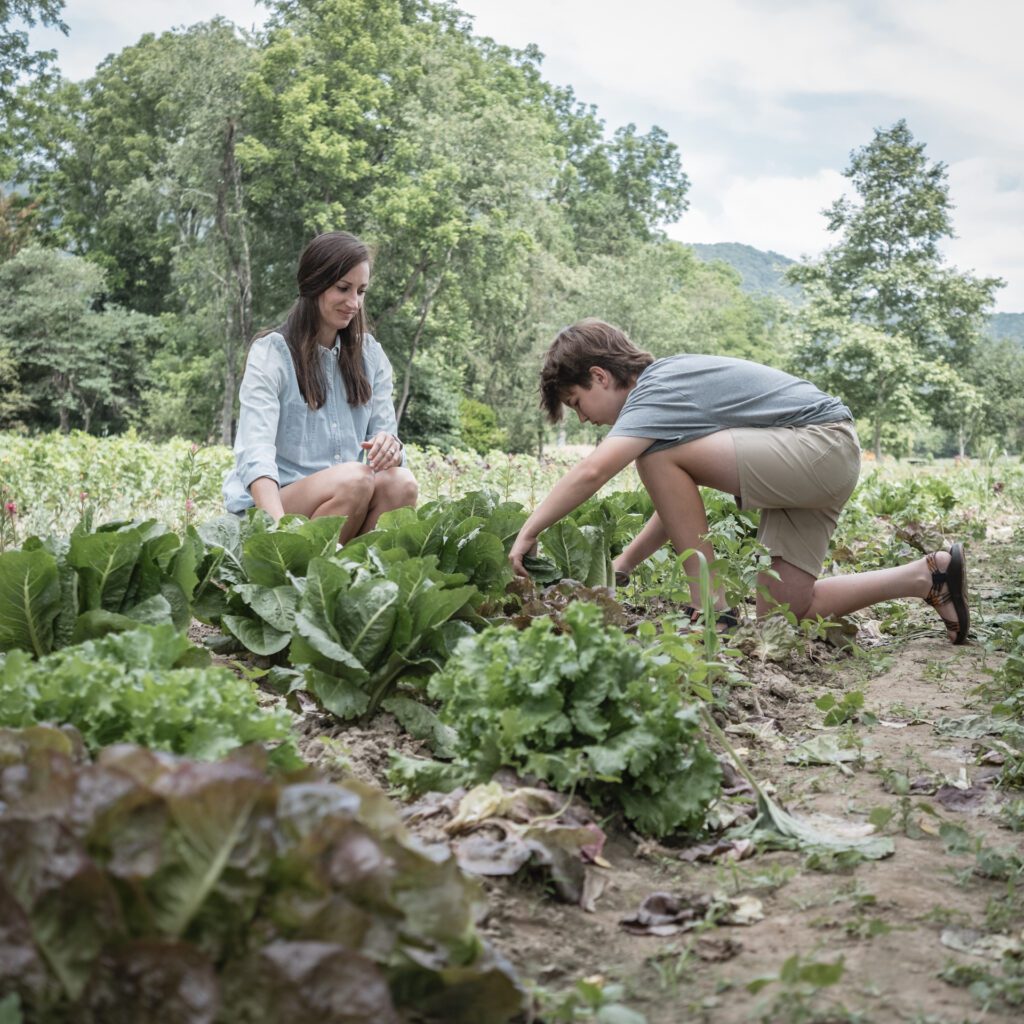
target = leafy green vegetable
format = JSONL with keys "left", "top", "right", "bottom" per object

{"left": 344, "top": 490, "right": 527, "bottom": 597}
{"left": 0, "top": 624, "right": 299, "bottom": 765}
{"left": 0, "top": 726, "right": 524, "bottom": 1023}
{"left": 291, "top": 555, "right": 477, "bottom": 720}
{"left": 0, "top": 518, "right": 204, "bottom": 656}
{"left": 0, "top": 547, "right": 60, "bottom": 656}
{"left": 410, "top": 602, "right": 720, "bottom": 837}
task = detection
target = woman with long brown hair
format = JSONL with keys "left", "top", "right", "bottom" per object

{"left": 223, "top": 232, "right": 417, "bottom": 540}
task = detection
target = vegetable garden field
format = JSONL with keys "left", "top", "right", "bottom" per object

{"left": 2, "top": 431, "right": 1024, "bottom": 1023}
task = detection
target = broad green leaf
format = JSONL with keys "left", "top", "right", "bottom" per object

{"left": 540, "top": 520, "right": 591, "bottom": 582}
{"left": 68, "top": 530, "right": 142, "bottom": 613}
{"left": 0, "top": 548, "right": 60, "bottom": 656}
{"left": 381, "top": 696, "right": 458, "bottom": 758}
{"left": 234, "top": 584, "right": 298, "bottom": 633}
{"left": 293, "top": 515, "right": 346, "bottom": 558}
{"left": 334, "top": 579, "right": 400, "bottom": 667}
{"left": 307, "top": 667, "right": 371, "bottom": 720}
{"left": 483, "top": 503, "right": 528, "bottom": 550}
{"left": 242, "top": 533, "right": 312, "bottom": 587}
{"left": 581, "top": 526, "right": 611, "bottom": 588}
{"left": 222, "top": 615, "right": 291, "bottom": 656}
{"left": 457, "top": 531, "right": 509, "bottom": 594}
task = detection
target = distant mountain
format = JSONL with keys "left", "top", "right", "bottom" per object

{"left": 988, "top": 312, "right": 1024, "bottom": 345}
{"left": 690, "top": 242, "right": 1023, "bottom": 343}
{"left": 689, "top": 242, "right": 803, "bottom": 303}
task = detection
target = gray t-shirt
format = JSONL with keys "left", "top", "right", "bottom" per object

{"left": 607, "top": 355, "right": 852, "bottom": 452}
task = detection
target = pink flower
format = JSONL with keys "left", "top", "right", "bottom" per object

{"left": 79, "top": 491, "right": 88, "bottom": 501}
{"left": 185, "top": 499, "right": 195, "bottom": 512}
{"left": 190, "top": 443, "right": 200, "bottom": 455}
{"left": 4, "top": 502, "right": 15, "bottom": 514}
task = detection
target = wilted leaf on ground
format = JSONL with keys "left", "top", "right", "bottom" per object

{"left": 940, "top": 928, "right": 1023, "bottom": 960}
{"left": 619, "top": 891, "right": 764, "bottom": 937}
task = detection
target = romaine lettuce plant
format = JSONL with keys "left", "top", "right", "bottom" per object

{"left": 290, "top": 554, "right": 477, "bottom": 721}
{"left": 0, "top": 726, "right": 523, "bottom": 1023}
{"left": 344, "top": 489, "right": 527, "bottom": 597}
{"left": 410, "top": 601, "right": 721, "bottom": 837}
{"left": 531, "top": 491, "right": 651, "bottom": 587}
{"left": 0, "top": 518, "right": 203, "bottom": 656}
{"left": 208, "top": 513, "right": 346, "bottom": 655}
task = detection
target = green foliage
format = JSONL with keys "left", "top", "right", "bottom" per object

{"left": 0, "top": 625, "right": 298, "bottom": 763}
{"left": 0, "top": 246, "right": 163, "bottom": 434}
{"left": 815, "top": 690, "right": 868, "bottom": 727}
{"left": 0, "top": 724, "right": 524, "bottom": 1022}
{"left": 396, "top": 349, "right": 465, "bottom": 451}
{"left": 532, "top": 491, "right": 650, "bottom": 587}
{"left": 459, "top": 397, "right": 509, "bottom": 454}
{"left": 534, "top": 975, "right": 648, "bottom": 1023}
{"left": 748, "top": 954, "right": 847, "bottom": 1023}
{"left": 690, "top": 241, "right": 803, "bottom": 303}
{"left": 291, "top": 553, "right": 476, "bottom": 720}
{"left": 349, "top": 489, "right": 527, "bottom": 597}
{"left": 419, "top": 601, "right": 721, "bottom": 837}
{"left": 0, "top": 517, "right": 202, "bottom": 656}
{"left": 787, "top": 120, "right": 1002, "bottom": 456}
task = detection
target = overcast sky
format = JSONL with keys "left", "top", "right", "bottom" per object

{"left": 30, "top": 0, "right": 1024, "bottom": 310}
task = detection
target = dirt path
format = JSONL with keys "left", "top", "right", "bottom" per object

{"left": 467, "top": 535, "right": 1024, "bottom": 1023}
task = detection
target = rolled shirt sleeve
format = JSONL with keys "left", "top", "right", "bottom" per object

{"left": 234, "top": 337, "right": 285, "bottom": 490}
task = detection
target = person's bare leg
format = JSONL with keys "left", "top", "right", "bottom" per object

{"left": 763, "top": 552, "right": 961, "bottom": 639}
{"left": 362, "top": 467, "right": 418, "bottom": 532}
{"left": 636, "top": 432, "right": 742, "bottom": 609}
{"left": 281, "top": 464, "right": 376, "bottom": 543}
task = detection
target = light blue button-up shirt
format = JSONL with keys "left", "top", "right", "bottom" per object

{"left": 223, "top": 331, "right": 402, "bottom": 513}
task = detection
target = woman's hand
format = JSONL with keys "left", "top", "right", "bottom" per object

{"left": 508, "top": 532, "right": 538, "bottom": 578}
{"left": 361, "top": 431, "right": 403, "bottom": 472}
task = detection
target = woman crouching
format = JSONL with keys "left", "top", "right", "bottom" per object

{"left": 223, "top": 231, "right": 417, "bottom": 537}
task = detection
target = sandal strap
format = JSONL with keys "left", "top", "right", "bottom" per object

{"left": 924, "top": 551, "right": 952, "bottom": 609}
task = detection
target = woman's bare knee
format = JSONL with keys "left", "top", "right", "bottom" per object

{"left": 371, "top": 468, "right": 418, "bottom": 511}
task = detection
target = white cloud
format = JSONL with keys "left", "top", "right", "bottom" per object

{"left": 28, "top": 0, "right": 267, "bottom": 80}
{"left": 668, "top": 169, "right": 850, "bottom": 260}
{"left": 24, "top": 0, "right": 1024, "bottom": 310}
{"left": 943, "top": 158, "right": 1024, "bottom": 310}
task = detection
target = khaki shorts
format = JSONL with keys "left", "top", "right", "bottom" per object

{"left": 730, "top": 421, "right": 861, "bottom": 577}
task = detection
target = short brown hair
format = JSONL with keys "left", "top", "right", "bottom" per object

{"left": 540, "top": 319, "right": 654, "bottom": 422}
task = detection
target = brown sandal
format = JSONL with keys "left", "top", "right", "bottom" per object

{"left": 924, "top": 543, "right": 969, "bottom": 645}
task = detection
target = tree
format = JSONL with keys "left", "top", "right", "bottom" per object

{"left": 787, "top": 121, "right": 1002, "bottom": 454}
{"left": 0, "top": 0, "right": 65, "bottom": 177}
{"left": 786, "top": 294, "right": 978, "bottom": 458}
{"left": 0, "top": 245, "right": 160, "bottom": 432}
{"left": 789, "top": 120, "right": 1001, "bottom": 367}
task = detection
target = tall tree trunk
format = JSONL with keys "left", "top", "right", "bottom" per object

{"left": 395, "top": 248, "right": 453, "bottom": 428}
{"left": 872, "top": 416, "right": 882, "bottom": 460}
{"left": 216, "top": 117, "right": 253, "bottom": 445}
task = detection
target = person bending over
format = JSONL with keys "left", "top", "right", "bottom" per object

{"left": 223, "top": 231, "right": 417, "bottom": 539}
{"left": 508, "top": 319, "right": 968, "bottom": 643}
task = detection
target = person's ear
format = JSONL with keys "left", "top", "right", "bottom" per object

{"left": 589, "top": 366, "right": 610, "bottom": 388}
